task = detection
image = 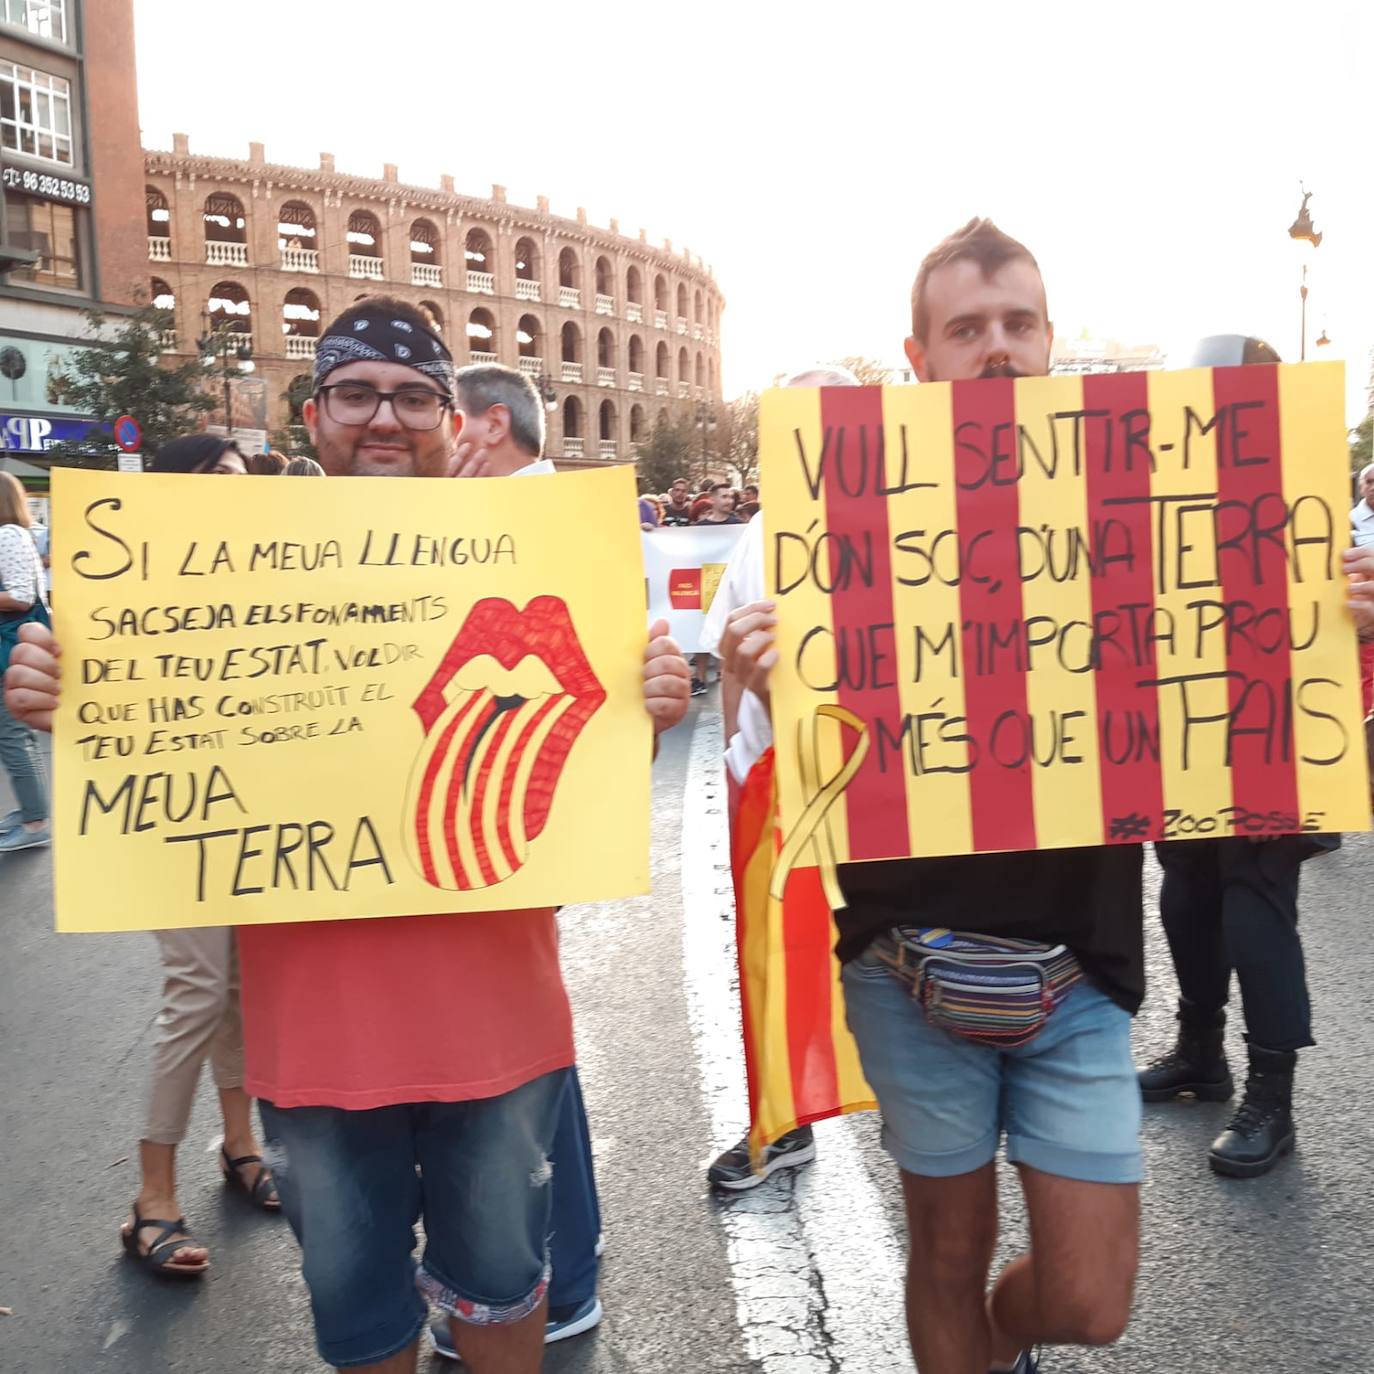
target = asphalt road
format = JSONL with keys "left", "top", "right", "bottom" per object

{"left": 2, "top": 700, "right": 1372, "bottom": 1373}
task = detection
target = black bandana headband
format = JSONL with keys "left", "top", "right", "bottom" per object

{"left": 313, "top": 306, "right": 455, "bottom": 393}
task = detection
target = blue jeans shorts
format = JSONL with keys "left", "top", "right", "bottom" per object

{"left": 842, "top": 947, "right": 1142, "bottom": 1184}
{"left": 260, "top": 1067, "right": 569, "bottom": 1369}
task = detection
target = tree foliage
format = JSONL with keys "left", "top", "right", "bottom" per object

{"left": 634, "top": 410, "right": 699, "bottom": 494}
{"left": 43, "top": 305, "right": 216, "bottom": 466}
{"left": 832, "top": 355, "right": 895, "bottom": 386}
{"left": 633, "top": 394, "right": 764, "bottom": 495}
{"left": 716, "top": 392, "right": 760, "bottom": 488}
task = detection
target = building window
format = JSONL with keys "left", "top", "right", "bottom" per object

{"left": 0, "top": 61, "right": 73, "bottom": 165}
{"left": 1, "top": 0, "right": 68, "bottom": 44}
{"left": 4, "top": 192, "right": 79, "bottom": 287}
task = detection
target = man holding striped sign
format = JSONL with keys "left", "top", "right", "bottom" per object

{"left": 725, "top": 219, "right": 1144, "bottom": 1374}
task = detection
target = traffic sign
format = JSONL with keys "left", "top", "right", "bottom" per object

{"left": 113, "top": 415, "right": 141, "bottom": 453}
{"left": 116, "top": 452, "right": 142, "bottom": 474}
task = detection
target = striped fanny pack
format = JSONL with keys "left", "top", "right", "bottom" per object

{"left": 873, "top": 927, "right": 1083, "bottom": 1050}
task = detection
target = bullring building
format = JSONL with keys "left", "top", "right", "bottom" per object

{"left": 143, "top": 134, "right": 725, "bottom": 463}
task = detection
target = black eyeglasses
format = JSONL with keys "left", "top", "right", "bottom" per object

{"left": 316, "top": 382, "right": 453, "bottom": 431}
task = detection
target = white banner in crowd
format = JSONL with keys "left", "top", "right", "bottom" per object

{"left": 642, "top": 524, "right": 748, "bottom": 653}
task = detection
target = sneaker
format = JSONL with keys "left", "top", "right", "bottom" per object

{"left": 706, "top": 1125, "right": 816, "bottom": 1191}
{"left": 428, "top": 1296, "right": 603, "bottom": 1362}
{"left": 690, "top": 678, "right": 708, "bottom": 697}
{"left": 0, "top": 823, "right": 49, "bottom": 852}
{"left": 0, "top": 809, "right": 20, "bottom": 833}
{"left": 991, "top": 1348, "right": 1041, "bottom": 1373}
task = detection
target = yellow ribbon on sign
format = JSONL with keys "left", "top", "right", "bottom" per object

{"left": 768, "top": 704, "right": 870, "bottom": 908}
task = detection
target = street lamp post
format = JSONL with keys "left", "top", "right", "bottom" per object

{"left": 535, "top": 371, "right": 558, "bottom": 413}
{"left": 1288, "top": 184, "right": 1322, "bottom": 363}
{"left": 696, "top": 400, "right": 716, "bottom": 480}
{"left": 197, "top": 317, "right": 254, "bottom": 435}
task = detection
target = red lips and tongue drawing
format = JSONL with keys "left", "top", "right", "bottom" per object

{"left": 405, "top": 596, "right": 606, "bottom": 891}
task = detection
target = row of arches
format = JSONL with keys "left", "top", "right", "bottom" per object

{"left": 558, "top": 396, "right": 649, "bottom": 444}
{"left": 147, "top": 187, "right": 716, "bottom": 323}
{"left": 154, "top": 278, "right": 717, "bottom": 387}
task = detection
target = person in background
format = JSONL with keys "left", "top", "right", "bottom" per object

{"left": 639, "top": 492, "right": 660, "bottom": 530}
{"left": 694, "top": 481, "right": 743, "bottom": 527}
{"left": 0, "top": 470, "right": 51, "bottom": 852}
{"left": 28, "top": 516, "right": 51, "bottom": 599}
{"left": 699, "top": 366, "right": 859, "bottom": 1191}
{"left": 1138, "top": 335, "right": 1341, "bottom": 1179}
{"left": 152, "top": 434, "right": 247, "bottom": 476}
{"left": 1351, "top": 462, "right": 1374, "bottom": 547}
{"left": 248, "top": 450, "right": 289, "bottom": 476}
{"left": 688, "top": 479, "right": 716, "bottom": 524}
{"left": 88, "top": 434, "right": 278, "bottom": 1276}
{"left": 284, "top": 456, "right": 326, "bottom": 477}
{"left": 660, "top": 477, "right": 694, "bottom": 527}
{"left": 736, "top": 484, "right": 760, "bottom": 521}
{"left": 687, "top": 481, "right": 744, "bottom": 698}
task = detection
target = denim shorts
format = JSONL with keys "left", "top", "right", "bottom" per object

{"left": 842, "top": 948, "right": 1141, "bottom": 1184}
{"left": 260, "top": 1068, "right": 569, "bottom": 1369}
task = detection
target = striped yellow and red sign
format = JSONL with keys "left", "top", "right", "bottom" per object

{"left": 762, "top": 365, "right": 1371, "bottom": 873}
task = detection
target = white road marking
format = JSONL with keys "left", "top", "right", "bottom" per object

{"left": 680, "top": 707, "right": 911, "bottom": 1372}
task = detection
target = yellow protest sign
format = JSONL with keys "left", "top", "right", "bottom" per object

{"left": 50, "top": 465, "right": 650, "bottom": 932}
{"left": 760, "top": 365, "right": 1371, "bottom": 878}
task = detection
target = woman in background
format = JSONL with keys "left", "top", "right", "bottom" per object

{"left": 118, "top": 434, "right": 281, "bottom": 1277}
{"left": 0, "top": 470, "right": 51, "bottom": 852}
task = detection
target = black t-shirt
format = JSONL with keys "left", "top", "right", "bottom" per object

{"left": 834, "top": 845, "right": 1145, "bottom": 1013}
{"left": 696, "top": 513, "right": 743, "bottom": 525}
{"left": 661, "top": 505, "right": 694, "bottom": 527}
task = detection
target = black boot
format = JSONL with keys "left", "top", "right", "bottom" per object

{"left": 1208, "top": 1045, "right": 1297, "bottom": 1179}
{"left": 1137, "top": 1001, "right": 1234, "bottom": 1102}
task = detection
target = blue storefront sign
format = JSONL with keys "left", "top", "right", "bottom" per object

{"left": 0, "top": 414, "right": 101, "bottom": 452}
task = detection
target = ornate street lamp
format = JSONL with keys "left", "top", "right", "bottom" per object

{"left": 535, "top": 371, "right": 558, "bottom": 412}
{"left": 696, "top": 399, "right": 717, "bottom": 479}
{"left": 1288, "top": 184, "right": 1322, "bottom": 362}
{"left": 198, "top": 316, "right": 255, "bottom": 434}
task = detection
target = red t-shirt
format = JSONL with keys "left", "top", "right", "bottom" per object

{"left": 238, "top": 909, "right": 574, "bottom": 1110}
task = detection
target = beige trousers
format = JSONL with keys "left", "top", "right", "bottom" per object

{"left": 143, "top": 927, "right": 245, "bottom": 1146}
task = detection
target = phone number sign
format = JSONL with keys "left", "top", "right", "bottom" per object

{"left": 1, "top": 164, "right": 92, "bottom": 206}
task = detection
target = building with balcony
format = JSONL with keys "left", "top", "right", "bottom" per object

{"left": 143, "top": 136, "right": 725, "bottom": 466}
{"left": 0, "top": 0, "right": 146, "bottom": 478}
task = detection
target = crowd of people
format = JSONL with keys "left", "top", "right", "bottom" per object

{"left": 640, "top": 475, "right": 759, "bottom": 529}
{"left": 3, "top": 218, "right": 1374, "bottom": 1374}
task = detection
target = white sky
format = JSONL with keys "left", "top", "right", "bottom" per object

{"left": 134, "top": 0, "right": 1373, "bottom": 422}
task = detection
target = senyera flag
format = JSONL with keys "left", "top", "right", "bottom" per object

{"left": 732, "top": 746, "right": 875, "bottom": 1161}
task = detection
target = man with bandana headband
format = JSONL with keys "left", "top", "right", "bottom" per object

{"left": 305, "top": 299, "right": 464, "bottom": 479}
{"left": 3, "top": 296, "right": 693, "bottom": 1374}
{"left": 717, "top": 223, "right": 1142, "bottom": 1374}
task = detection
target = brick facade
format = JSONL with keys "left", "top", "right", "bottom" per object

{"left": 143, "top": 138, "right": 725, "bottom": 464}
